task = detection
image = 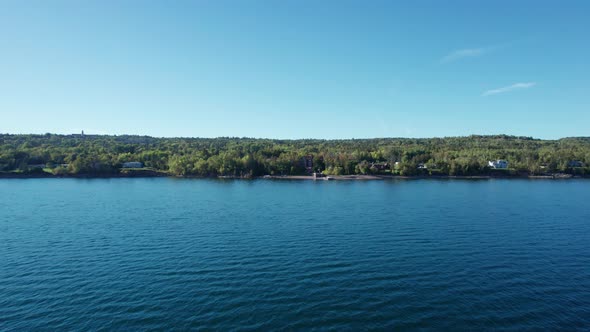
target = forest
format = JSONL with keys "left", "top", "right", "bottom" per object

{"left": 0, "top": 134, "right": 589, "bottom": 177}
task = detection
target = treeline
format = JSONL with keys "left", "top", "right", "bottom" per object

{"left": 0, "top": 134, "right": 589, "bottom": 177}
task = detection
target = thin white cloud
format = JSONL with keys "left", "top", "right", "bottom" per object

{"left": 440, "top": 47, "right": 487, "bottom": 63}
{"left": 482, "top": 82, "right": 536, "bottom": 96}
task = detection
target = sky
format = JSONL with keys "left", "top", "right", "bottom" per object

{"left": 1, "top": 1, "right": 589, "bottom": 139}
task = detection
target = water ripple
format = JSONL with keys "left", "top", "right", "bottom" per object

{"left": 1, "top": 179, "right": 590, "bottom": 330}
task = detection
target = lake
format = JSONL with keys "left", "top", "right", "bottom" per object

{"left": 1, "top": 178, "right": 589, "bottom": 330}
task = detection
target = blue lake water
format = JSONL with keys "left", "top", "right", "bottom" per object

{"left": 1, "top": 178, "right": 589, "bottom": 330}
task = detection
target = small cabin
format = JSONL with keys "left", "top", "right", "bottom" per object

{"left": 488, "top": 160, "right": 508, "bottom": 169}
{"left": 370, "top": 162, "right": 389, "bottom": 171}
{"left": 122, "top": 162, "right": 143, "bottom": 168}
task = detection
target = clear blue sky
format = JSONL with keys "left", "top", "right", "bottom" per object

{"left": 1, "top": 1, "right": 588, "bottom": 139}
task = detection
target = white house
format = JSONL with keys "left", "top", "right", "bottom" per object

{"left": 488, "top": 160, "right": 508, "bottom": 169}
{"left": 122, "top": 162, "right": 143, "bottom": 168}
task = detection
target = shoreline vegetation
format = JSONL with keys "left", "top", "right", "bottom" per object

{"left": 1, "top": 133, "right": 589, "bottom": 179}
{"left": 0, "top": 172, "right": 585, "bottom": 180}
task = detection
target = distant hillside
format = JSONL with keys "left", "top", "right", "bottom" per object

{"left": 1, "top": 134, "right": 588, "bottom": 177}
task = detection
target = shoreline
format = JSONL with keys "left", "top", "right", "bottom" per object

{"left": 0, "top": 173, "right": 586, "bottom": 180}
{"left": 260, "top": 174, "right": 583, "bottom": 180}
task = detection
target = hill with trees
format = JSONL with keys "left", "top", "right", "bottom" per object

{"left": 1, "top": 134, "right": 589, "bottom": 177}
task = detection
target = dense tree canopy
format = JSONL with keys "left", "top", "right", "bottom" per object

{"left": 1, "top": 134, "right": 589, "bottom": 177}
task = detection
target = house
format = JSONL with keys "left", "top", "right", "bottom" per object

{"left": 370, "top": 162, "right": 389, "bottom": 171}
{"left": 122, "top": 162, "right": 143, "bottom": 168}
{"left": 417, "top": 163, "right": 427, "bottom": 169}
{"left": 568, "top": 160, "right": 584, "bottom": 168}
{"left": 488, "top": 160, "right": 508, "bottom": 169}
